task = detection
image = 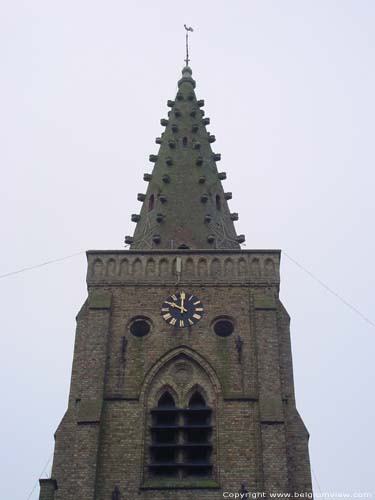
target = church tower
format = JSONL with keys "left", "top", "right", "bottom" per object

{"left": 39, "top": 64, "right": 313, "bottom": 500}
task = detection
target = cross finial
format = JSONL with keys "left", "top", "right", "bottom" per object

{"left": 184, "top": 24, "right": 194, "bottom": 66}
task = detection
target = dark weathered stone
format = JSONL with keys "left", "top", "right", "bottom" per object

{"left": 41, "top": 65, "right": 313, "bottom": 500}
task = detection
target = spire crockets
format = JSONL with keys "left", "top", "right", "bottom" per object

{"left": 125, "top": 66, "right": 245, "bottom": 250}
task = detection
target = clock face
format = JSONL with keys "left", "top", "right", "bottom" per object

{"left": 161, "top": 291, "right": 204, "bottom": 328}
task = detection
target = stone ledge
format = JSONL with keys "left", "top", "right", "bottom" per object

{"left": 259, "top": 396, "right": 284, "bottom": 423}
{"left": 141, "top": 479, "right": 220, "bottom": 490}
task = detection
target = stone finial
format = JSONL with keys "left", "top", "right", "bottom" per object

{"left": 143, "top": 173, "right": 152, "bottom": 181}
{"left": 160, "top": 118, "right": 169, "bottom": 126}
{"left": 137, "top": 193, "right": 146, "bottom": 202}
{"left": 218, "top": 172, "right": 227, "bottom": 180}
{"left": 149, "top": 154, "right": 158, "bottom": 162}
{"left": 224, "top": 192, "right": 232, "bottom": 200}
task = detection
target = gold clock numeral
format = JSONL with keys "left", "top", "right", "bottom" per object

{"left": 179, "top": 320, "right": 185, "bottom": 327}
{"left": 170, "top": 318, "right": 177, "bottom": 326}
{"left": 195, "top": 307, "right": 203, "bottom": 312}
{"left": 188, "top": 319, "right": 194, "bottom": 326}
{"left": 161, "top": 307, "right": 169, "bottom": 312}
{"left": 193, "top": 300, "right": 200, "bottom": 305}
{"left": 163, "top": 313, "right": 172, "bottom": 320}
{"left": 193, "top": 313, "right": 201, "bottom": 320}
{"left": 188, "top": 295, "right": 193, "bottom": 301}
{"left": 171, "top": 294, "right": 177, "bottom": 301}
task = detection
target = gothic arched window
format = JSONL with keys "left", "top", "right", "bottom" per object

{"left": 149, "top": 390, "right": 213, "bottom": 479}
{"left": 150, "top": 392, "right": 178, "bottom": 476}
{"left": 183, "top": 392, "right": 212, "bottom": 476}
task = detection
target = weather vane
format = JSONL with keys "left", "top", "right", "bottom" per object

{"left": 184, "top": 24, "right": 194, "bottom": 66}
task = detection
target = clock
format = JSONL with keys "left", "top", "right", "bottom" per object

{"left": 161, "top": 291, "right": 204, "bottom": 328}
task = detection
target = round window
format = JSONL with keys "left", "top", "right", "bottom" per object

{"left": 129, "top": 317, "right": 151, "bottom": 337}
{"left": 213, "top": 317, "right": 234, "bottom": 337}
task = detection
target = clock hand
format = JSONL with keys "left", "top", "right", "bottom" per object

{"left": 180, "top": 291, "right": 186, "bottom": 314}
{"left": 165, "top": 301, "right": 187, "bottom": 313}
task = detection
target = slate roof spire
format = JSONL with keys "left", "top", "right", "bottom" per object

{"left": 126, "top": 66, "right": 244, "bottom": 250}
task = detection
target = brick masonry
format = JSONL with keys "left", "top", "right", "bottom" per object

{"left": 41, "top": 249, "right": 313, "bottom": 500}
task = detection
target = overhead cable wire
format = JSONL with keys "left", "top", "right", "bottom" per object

{"left": 283, "top": 252, "right": 374, "bottom": 328}
{"left": 0, "top": 251, "right": 85, "bottom": 280}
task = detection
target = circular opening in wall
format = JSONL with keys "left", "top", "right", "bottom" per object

{"left": 213, "top": 317, "right": 234, "bottom": 337}
{"left": 130, "top": 317, "right": 151, "bottom": 337}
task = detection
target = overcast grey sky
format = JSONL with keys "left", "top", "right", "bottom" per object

{"left": 1, "top": 1, "right": 374, "bottom": 498}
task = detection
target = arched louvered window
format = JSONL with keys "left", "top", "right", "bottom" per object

{"left": 183, "top": 392, "right": 212, "bottom": 476}
{"left": 182, "top": 136, "right": 188, "bottom": 147}
{"left": 148, "top": 194, "right": 155, "bottom": 212}
{"left": 149, "top": 390, "right": 212, "bottom": 479}
{"left": 150, "top": 392, "right": 179, "bottom": 476}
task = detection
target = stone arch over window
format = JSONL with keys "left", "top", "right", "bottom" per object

{"left": 198, "top": 258, "right": 208, "bottom": 277}
{"left": 185, "top": 257, "right": 195, "bottom": 276}
{"left": 238, "top": 257, "right": 247, "bottom": 276}
{"left": 92, "top": 258, "right": 104, "bottom": 278}
{"left": 159, "top": 258, "right": 169, "bottom": 277}
{"left": 132, "top": 258, "right": 142, "bottom": 277}
{"left": 140, "top": 348, "right": 221, "bottom": 486}
{"left": 264, "top": 257, "right": 275, "bottom": 277}
{"left": 251, "top": 257, "right": 261, "bottom": 277}
{"left": 224, "top": 258, "right": 234, "bottom": 277}
{"left": 120, "top": 258, "right": 129, "bottom": 277}
{"left": 185, "top": 384, "right": 210, "bottom": 408}
{"left": 210, "top": 258, "right": 221, "bottom": 278}
{"left": 106, "top": 258, "right": 117, "bottom": 277}
{"left": 146, "top": 258, "right": 156, "bottom": 277}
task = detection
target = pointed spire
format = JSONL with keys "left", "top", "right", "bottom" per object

{"left": 126, "top": 67, "right": 244, "bottom": 250}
